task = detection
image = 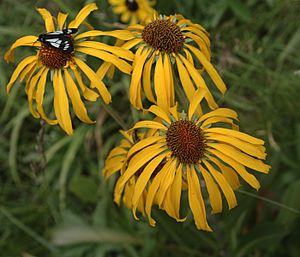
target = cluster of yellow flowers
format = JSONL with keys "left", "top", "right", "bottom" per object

{"left": 5, "top": 1, "right": 270, "bottom": 231}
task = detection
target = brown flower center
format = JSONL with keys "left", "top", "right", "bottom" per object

{"left": 38, "top": 44, "right": 73, "bottom": 69}
{"left": 142, "top": 19, "right": 184, "bottom": 53}
{"left": 166, "top": 120, "right": 206, "bottom": 164}
{"left": 125, "top": 0, "right": 139, "bottom": 11}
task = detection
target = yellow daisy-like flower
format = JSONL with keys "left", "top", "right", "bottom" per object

{"left": 108, "top": 90, "right": 270, "bottom": 231}
{"left": 118, "top": 14, "right": 227, "bottom": 111}
{"left": 109, "top": 0, "right": 156, "bottom": 24}
{"left": 4, "top": 3, "right": 134, "bottom": 135}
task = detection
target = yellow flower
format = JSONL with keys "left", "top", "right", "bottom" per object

{"left": 5, "top": 3, "right": 134, "bottom": 135}
{"left": 109, "top": 90, "right": 271, "bottom": 231}
{"left": 117, "top": 14, "right": 227, "bottom": 111}
{"left": 109, "top": 0, "right": 156, "bottom": 24}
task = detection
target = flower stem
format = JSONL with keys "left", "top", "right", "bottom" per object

{"left": 99, "top": 99, "right": 129, "bottom": 131}
{"left": 237, "top": 189, "right": 300, "bottom": 215}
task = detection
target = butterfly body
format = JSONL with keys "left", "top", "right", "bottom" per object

{"left": 38, "top": 28, "right": 78, "bottom": 53}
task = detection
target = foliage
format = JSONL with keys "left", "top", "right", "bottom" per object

{"left": 0, "top": 0, "right": 300, "bottom": 256}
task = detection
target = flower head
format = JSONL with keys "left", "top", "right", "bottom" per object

{"left": 5, "top": 3, "right": 134, "bottom": 135}
{"left": 118, "top": 14, "right": 227, "bottom": 111}
{"left": 109, "top": 0, "right": 157, "bottom": 24}
{"left": 106, "top": 90, "right": 271, "bottom": 231}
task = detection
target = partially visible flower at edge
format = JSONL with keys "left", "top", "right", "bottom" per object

{"left": 105, "top": 14, "right": 227, "bottom": 112}
{"left": 109, "top": 0, "right": 157, "bottom": 25}
{"left": 104, "top": 90, "right": 271, "bottom": 231}
{"left": 4, "top": 3, "right": 134, "bottom": 135}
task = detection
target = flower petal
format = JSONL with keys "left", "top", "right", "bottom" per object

{"left": 76, "top": 41, "right": 134, "bottom": 61}
{"left": 186, "top": 44, "right": 226, "bottom": 94}
{"left": 76, "top": 47, "right": 132, "bottom": 74}
{"left": 198, "top": 165, "right": 222, "bottom": 214}
{"left": 154, "top": 54, "right": 169, "bottom": 111}
{"left": 188, "top": 89, "right": 207, "bottom": 119}
{"left": 36, "top": 8, "right": 55, "bottom": 32}
{"left": 5, "top": 36, "right": 39, "bottom": 62}
{"left": 71, "top": 68, "right": 99, "bottom": 101}
{"left": 68, "top": 3, "right": 98, "bottom": 28}
{"left": 132, "top": 120, "right": 167, "bottom": 131}
{"left": 142, "top": 53, "right": 156, "bottom": 103}
{"left": 57, "top": 12, "right": 68, "bottom": 30}
{"left": 205, "top": 127, "right": 265, "bottom": 145}
{"left": 64, "top": 69, "right": 94, "bottom": 124}
{"left": 27, "top": 67, "right": 45, "bottom": 118}
{"left": 187, "top": 165, "right": 212, "bottom": 231}
{"left": 75, "top": 30, "right": 134, "bottom": 41}
{"left": 207, "top": 149, "right": 260, "bottom": 190}
{"left": 53, "top": 70, "right": 73, "bottom": 135}
{"left": 148, "top": 105, "right": 171, "bottom": 124}
{"left": 132, "top": 153, "right": 168, "bottom": 219}
{"left": 74, "top": 57, "right": 111, "bottom": 104}
{"left": 202, "top": 160, "right": 237, "bottom": 210}
{"left": 6, "top": 55, "right": 37, "bottom": 93}
{"left": 36, "top": 68, "right": 58, "bottom": 125}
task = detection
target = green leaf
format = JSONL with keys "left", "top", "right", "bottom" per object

{"left": 69, "top": 175, "right": 99, "bottom": 203}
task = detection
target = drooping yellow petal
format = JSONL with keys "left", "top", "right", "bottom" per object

{"left": 185, "top": 32, "right": 210, "bottom": 61}
{"left": 5, "top": 36, "right": 38, "bottom": 62}
{"left": 76, "top": 47, "right": 132, "bottom": 74}
{"left": 207, "top": 149, "right": 260, "bottom": 190}
{"left": 36, "top": 8, "right": 55, "bottom": 32}
{"left": 27, "top": 67, "right": 45, "bottom": 118}
{"left": 64, "top": 69, "right": 94, "bottom": 124}
{"left": 114, "top": 143, "right": 166, "bottom": 204}
{"left": 121, "top": 38, "right": 143, "bottom": 50}
{"left": 19, "top": 62, "right": 36, "bottom": 82}
{"left": 201, "top": 117, "right": 239, "bottom": 130}
{"left": 75, "top": 30, "right": 134, "bottom": 41}
{"left": 198, "top": 165, "right": 222, "bottom": 214}
{"left": 127, "top": 135, "right": 163, "bottom": 159}
{"left": 74, "top": 57, "right": 111, "bottom": 104}
{"left": 68, "top": 3, "right": 98, "bottom": 28}
{"left": 53, "top": 70, "right": 73, "bottom": 135}
{"left": 163, "top": 53, "right": 175, "bottom": 107}
{"left": 71, "top": 68, "right": 99, "bottom": 101}
{"left": 132, "top": 153, "right": 168, "bottom": 219}
{"left": 156, "top": 159, "right": 177, "bottom": 207}
{"left": 35, "top": 68, "right": 58, "bottom": 125}
{"left": 188, "top": 89, "right": 207, "bottom": 119}
{"left": 130, "top": 47, "right": 150, "bottom": 108}
{"left": 6, "top": 55, "right": 37, "bottom": 93}
{"left": 207, "top": 143, "right": 270, "bottom": 173}
{"left": 198, "top": 108, "right": 239, "bottom": 124}
{"left": 148, "top": 105, "right": 171, "bottom": 124}
{"left": 203, "top": 160, "right": 237, "bottom": 210}
{"left": 205, "top": 128, "right": 265, "bottom": 145}
{"left": 76, "top": 41, "right": 134, "bottom": 61}
{"left": 132, "top": 120, "right": 167, "bottom": 131}
{"left": 179, "top": 54, "right": 218, "bottom": 110}
{"left": 57, "top": 12, "right": 68, "bottom": 30}
{"left": 175, "top": 56, "right": 197, "bottom": 101}
{"left": 186, "top": 44, "right": 226, "bottom": 94}
{"left": 154, "top": 54, "right": 169, "bottom": 112}
{"left": 162, "top": 164, "right": 186, "bottom": 222}
{"left": 206, "top": 155, "right": 241, "bottom": 190}
{"left": 187, "top": 165, "right": 212, "bottom": 231}
{"left": 145, "top": 161, "right": 171, "bottom": 226}
{"left": 142, "top": 53, "right": 156, "bottom": 103}
{"left": 206, "top": 133, "right": 266, "bottom": 159}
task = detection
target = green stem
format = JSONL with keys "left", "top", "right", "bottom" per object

{"left": 99, "top": 99, "right": 129, "bottom": 131}
{"left": 237, "top": 189, "right": 300, "bottom": 215}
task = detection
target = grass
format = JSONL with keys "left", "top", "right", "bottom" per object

{"left": 0, "top": 0, "right": 300, "bottom": 256}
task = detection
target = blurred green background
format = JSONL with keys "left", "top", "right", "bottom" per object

{"left": 1, "top": 0, "right": 300, "bottom": 256}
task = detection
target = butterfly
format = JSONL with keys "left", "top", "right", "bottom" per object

{"left": 38, "top": 28, "right": 78, "bottom": 53}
